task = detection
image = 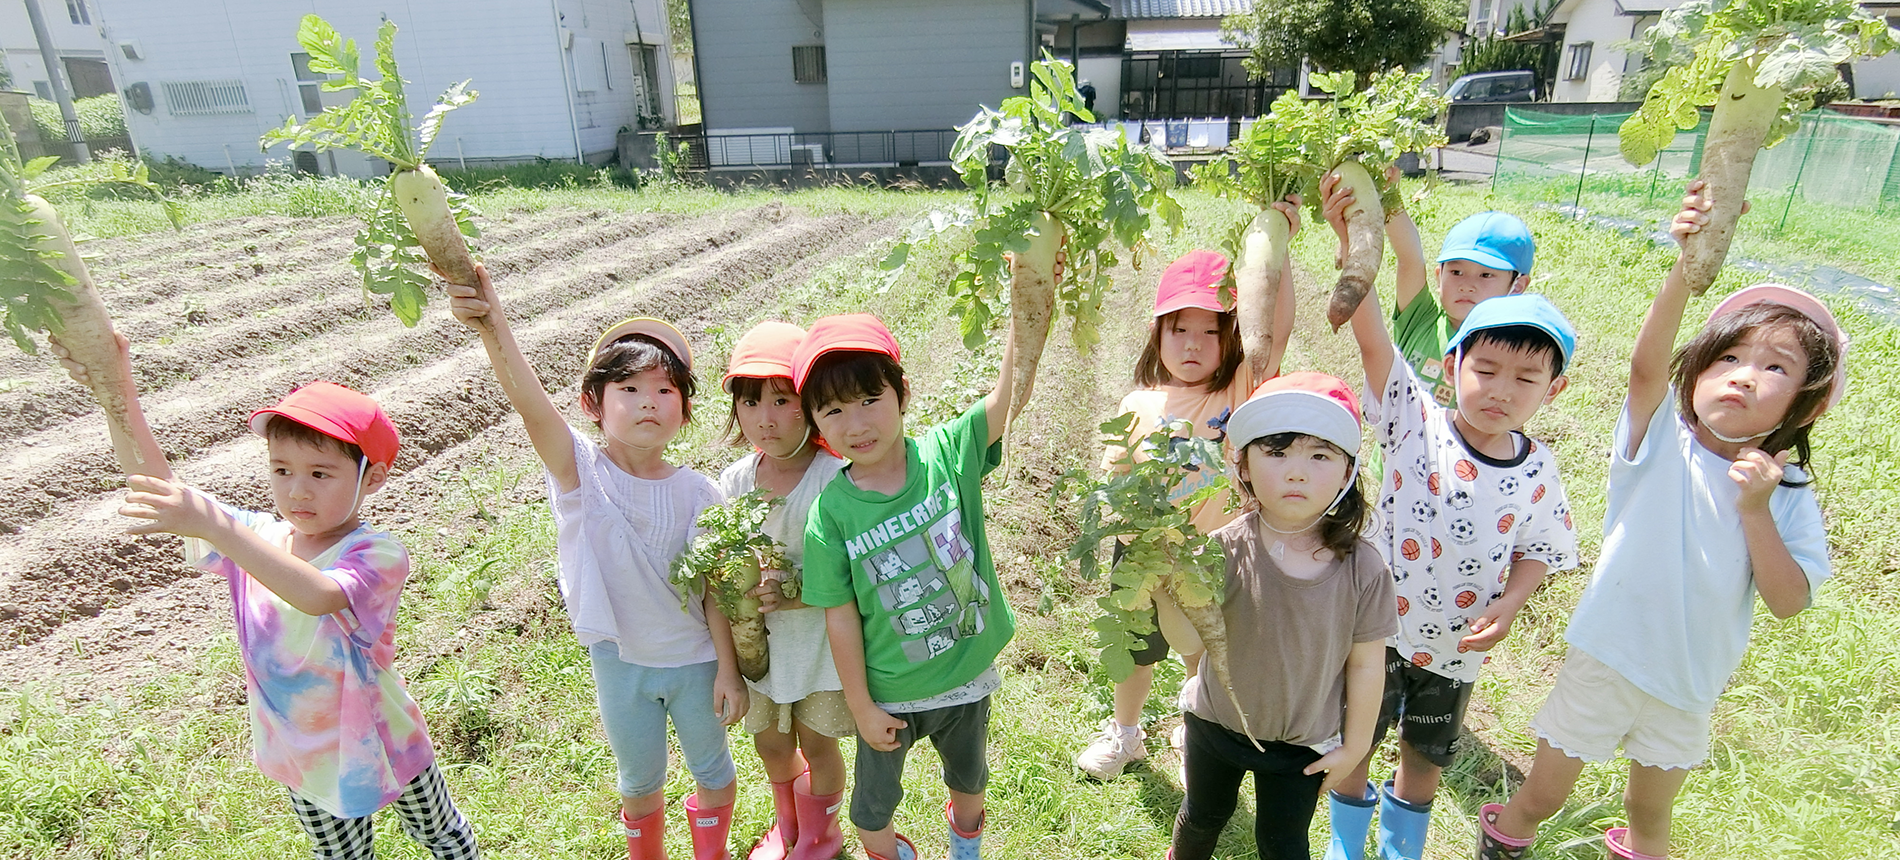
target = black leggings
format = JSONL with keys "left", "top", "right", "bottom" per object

{"left": 1172, "top": 712, "right": 1325, "bottom": 860}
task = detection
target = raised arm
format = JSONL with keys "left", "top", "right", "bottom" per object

{"left": 121, "top": 474, "right": 349, "bottom": 615}
{"left": 1387, "top": 205, "right": 1429, "bottom": 314}
{"left": 980, "top": 319, "right": 1023, "bottom": 447}
{"left": 1628, "top": 181, "right": 1737, "bottom": 456}
{"left": 443, "top": 265, "right": 582, "bottom": 492}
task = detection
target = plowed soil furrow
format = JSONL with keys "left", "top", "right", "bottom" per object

{"left": 0, "top": 207, "right": 891, "bottom": 661}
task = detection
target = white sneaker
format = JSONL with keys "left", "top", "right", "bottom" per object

{"left": 1075, "top": 720, "right": 1147, "bottom": 779}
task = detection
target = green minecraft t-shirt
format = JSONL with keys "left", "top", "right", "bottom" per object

{"left": 1391, "top": 291, "right": 1458, "bottom": 408}
{"left": 802, "top": 402, "right": 1014, "bottom": 704}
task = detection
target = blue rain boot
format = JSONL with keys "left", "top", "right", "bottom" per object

{"left": 1375, "top": 780, "right": 1430, "bottom": 860}
{"left": 946, "top": 800, "right": 983, "bottom": 860}
{"left": 1324, "top": 781, "right": 1378, "bottom": 860}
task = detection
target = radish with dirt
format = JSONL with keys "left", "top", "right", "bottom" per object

{"left": 0, "top": 111, "right": 180, "bottom": 476}
{"left": 881, "top": 55, "right": 1182, "bottom": 428}
{"left": 1618, "top": 0, "right": 1898, "bottom": 294}
{"left": 442, "top": 265, "right": 747, "bottom": 844}
{"left": 672, "top": 489, "right": 791, "bottom": 682}
{"left": 261, "top": 15, "right": 483, "bottom": 328}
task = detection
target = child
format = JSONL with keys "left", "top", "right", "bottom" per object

{"left": 1075, "top": 213, "right": 1300, "bottom": 781}
{"left": 1170, "top": 372, "right": 1395, "bottom": 860}
{"left": 1333, "top": 251, "right": 1581, "bottom": 857}
{"left": 444, "top": 267, "right": 745, "bottom": 860}
{"left": 1476, "top": 183, "right": 1844, "bottom": 860}
{"left": 55, "top": 331, "right": 479, "bottom": 859}
{"left": 795, "top": 310, "right": 1043, "bottom": 860}
{"left": 716, "top": 322, "right": 851, "bottom": 860}
{"left": 1323, "top": 172, "right": 1535, "bottom": 407}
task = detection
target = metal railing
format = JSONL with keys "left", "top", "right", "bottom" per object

{"left": 673, "top": 129, "right": 961, "bottom": 170}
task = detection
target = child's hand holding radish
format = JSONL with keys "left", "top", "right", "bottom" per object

{"left": 118, "top": 474, "right": 227, "bottom": 540}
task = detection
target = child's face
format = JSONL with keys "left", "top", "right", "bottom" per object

{"left": 736, "top": 377, "right": 809, "bottom": 460}
{"left": 1690, "top": 325, "right": 1809, "bottom": 443}
{"left": 1158, "top": 307, "right": 1221, "bottom": 387}
{"left": 811, "top": 383, "right": 905, "bottom": 470}
{"left": 268, "top": 435, "right": 384, "bottom": 542}
{"left": 1450, "top": 339, "right": 1565, "bottom": 437}
{"left": 591, "top": 366, "right": 687, "bottom": 451}
{"left": 1437, "top": 259, "right": 1525, "bottom": 324}
{"left": 1238, "top": 435, "right": 1353, "bottom": 530}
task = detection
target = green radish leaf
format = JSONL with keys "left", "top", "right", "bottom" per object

{"left": 879, "top": 242, "right": 909, "bottom": 271}
{"left": 417, "top": 80, "right": 477, "bottom": 158}
{"left": 20, "top": 157, "right": 58, "bottom": 181}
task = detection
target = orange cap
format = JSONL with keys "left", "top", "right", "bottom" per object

{"left": 722, "top": 321, "right": 807, "bottom": 392}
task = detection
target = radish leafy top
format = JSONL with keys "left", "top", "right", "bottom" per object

{"left": 1619, "top": 0, "right": 1899, "bottom": 166}
{"left": 260, "top": 15, "right": 481, "bottom": 327}
{"left": 670, "top": 489, "right": 792, "bottom": 615}
{"left": 0, "top": 111, "right": 181, "bottom": 352}
{"left": 1237, "top": 70, "right": 1446, "bottom": 214}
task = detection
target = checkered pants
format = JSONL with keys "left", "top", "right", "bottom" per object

{"left": 288, "top": 764, "right": 479, "bottom": 860}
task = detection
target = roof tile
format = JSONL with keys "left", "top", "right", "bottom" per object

{"left": 1113, "top": 0, "right": 1251, "bottom": 19}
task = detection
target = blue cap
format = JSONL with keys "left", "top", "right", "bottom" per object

{"left": 1446, "top": 294, "right": 1576, "bottom": 369}
{"left": 1437, "top": 211, "right": 1534, "bottom": 275}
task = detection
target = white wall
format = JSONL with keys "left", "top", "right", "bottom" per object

{"left": 89, "top": 0, "right": 671, "bottom": 172}
{"left": 1551, "top": 0, "right": 1648, "bottom": 101}
{"left": 1857, "top": 53, "right": 1900, "bottom": 99}
{"left": 1, "top": 0, "right": 109, "bottom": 96}
{"left": 1076, "top": 56, "right": 1121, "bottom": 121}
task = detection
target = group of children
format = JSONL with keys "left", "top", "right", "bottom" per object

{"left": 61, "top": 175, "right": 1845, "bottom": 860}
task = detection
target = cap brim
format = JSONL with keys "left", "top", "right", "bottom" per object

{"left": 1229, "top": 390, "right": 1361, "bottom": 455}
{"left": 1436, "top": 249, "right": 1518, "bottom": 273}
{"left": 721, "top": 362, "right": 795, "bottom": 392}
{"left": 1153, "top": 296, "right": 1227, "bottom": 317}
{"left": 595, "top": 318, "right": 692, "bottom": 369}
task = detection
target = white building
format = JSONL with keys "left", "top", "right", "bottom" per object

{"left": 2, "top": 0, "right": 115, "bottom": 99}
{"left": 82, "top": 0, "right": 678, "bottom": 176}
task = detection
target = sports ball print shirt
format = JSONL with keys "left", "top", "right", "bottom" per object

{"left": 1366, "top": 345, "right": 1579, "bottom": 683}
{"left": 189, "top": 503, "right": 435, "bottom": 819}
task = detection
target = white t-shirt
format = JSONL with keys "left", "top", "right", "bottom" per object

{"left": 549, "top": 426, "right": 722, "bottom": 668}
{"left": 1565, "top": 392, "right": 1830, "bottom": 713}
{"left": 718, "top": 449, "right": 847, "bottom": 704}
{"left": 1367, "top": 346, "right": 1580, "bottom": 683}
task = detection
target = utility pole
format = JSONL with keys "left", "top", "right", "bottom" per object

{"left": 23, "top": 0, "right": 90, "bottom": 163}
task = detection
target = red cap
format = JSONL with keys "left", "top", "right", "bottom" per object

{"left": 1227, "top": 372, "right": 1362, "bottom": 455}
{"left": 791, "top": 314, "right": 901, "bottom": 392}
{"left": 722, "top": 321, "right": 807, "bottom": 392}
{"left": 248, "top": 382, "right": 400, "bottom": 467}
{"left": 1153, "top": 250, "right": 1229, "bottom": 316}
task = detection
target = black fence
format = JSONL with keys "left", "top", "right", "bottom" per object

{"left": 16, "top": 135, "right": 134, "bottom": 163}
{"left": 674, "top": 129, "right": 962, "bottom": 170}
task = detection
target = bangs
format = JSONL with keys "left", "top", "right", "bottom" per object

{"left": 799, "top": 351, "right": 906, "bottom": 416}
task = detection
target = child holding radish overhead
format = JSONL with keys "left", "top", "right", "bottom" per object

{"left": 1075, "top": 210, "right": 1300, "bottom": 782}
{"left": 1169, "top": 372, "right": 1395, "bottom": 860}
{"left": 795, "top": 308, "right": 1044, "bottom": 860}
{"left": 50, "top": 340, "right": 479, "bottom": 858}
{"left": 1330, "top": 174, "right": 1581, "bottom": 860}
{"left": 443, "top": 267, "right": 745, "bottom": 860}
{"left": 715, "top": 321, "right": 852, "bottom": 860}
{"left": 1476, "top": 183, "right": 1845, "bottom": 860}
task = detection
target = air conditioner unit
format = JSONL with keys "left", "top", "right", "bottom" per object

{"left": 118, "top": 40, "right": 143, "bottom": 60}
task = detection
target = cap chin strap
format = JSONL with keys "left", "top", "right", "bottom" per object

{"left": 348, "top": 455, "right": 369, "bottom": 519}
{"left": 1706, "top": 421, "right": 1781, "bottom": 445}
{"left": 760, "top": 425, "right": 814, "bottom": 461}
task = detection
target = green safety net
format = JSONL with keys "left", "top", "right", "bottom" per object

{"left": 1493, "top": 107, "right": 1900, "bottom": 221}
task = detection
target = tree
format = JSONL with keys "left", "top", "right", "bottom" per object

{"left": 1222, "top": 0, "right": 1463, "bottom": 88}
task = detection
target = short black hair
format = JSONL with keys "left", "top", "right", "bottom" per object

{"left": 1452, "top": 324, "right": 1566, "bottom": 377}
{"left": 799, "top": 350, "right": 907, "bottom": 423}
{"left": 263, "top": 414, "right": 363, "bottom": 463}
{"left": 580, "top": 335, "right": 697, "bottom": 424}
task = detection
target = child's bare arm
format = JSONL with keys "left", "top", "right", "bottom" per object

{"left": 1347, "top": 266, "right": 1398, "bottom": 406}
{"left": 1630, "top": 181, "right": 1749, "bottom": 456}
{"left": 1733, "top": 448, "right": 1810, "bottom": 619}
{"left": 1459, "top": 559, "right": 1547, "bottom": 652}
{"left": 442, "top": 265, "right": 582, "bottom": 492}
{"left": 704, "top": 591, "right": 749, "bottom": 725}
{"left": 120, "top": 475, "right": 346, "bottom": 615}
{"left": 980, "top": 320, "right": 1022, "bottom": 447}
{"left": 826, "top": 602, "right": 908, "bottom": 751}
{"left": 48, "top": 333, "right": 171, "bottom": 481}
{"left": 1387, "top": 206, "right": 1429, "bottom": 314}
{"left": 1305, "top": 638, "right": 1385, "bottom": 794}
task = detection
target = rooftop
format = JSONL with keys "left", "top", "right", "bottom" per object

{"left": 1111, "top": 0, "right": 1250, "bottom": 19}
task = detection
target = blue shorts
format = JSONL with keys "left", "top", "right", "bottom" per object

{"left": 588, "top": 642, "right": 738, "bottom": 798}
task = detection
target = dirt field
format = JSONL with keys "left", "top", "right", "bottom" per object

{"left": 0, "top": 202, "right": 915, "bottom": 693}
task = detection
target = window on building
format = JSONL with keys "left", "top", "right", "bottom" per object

{"left": 792, "top": 45, "right": 826, "bottom": 84}
{"left": 1174, "top": 55, "right": 1221, "bottom": 79}
{"left": 66, "top": 0, "right": 89, "bottom": 25}
{"left": 1475, "top": 0, "right": 1493, "bottom": 34}
{"left": 290, "top": 53, "right": 325, "bottom": 116}
{"left": 162, "top": 80, "right": 252, "bottom": 115}
{"left": 1565, "top": 42, "right": 1593, "bottom": 81}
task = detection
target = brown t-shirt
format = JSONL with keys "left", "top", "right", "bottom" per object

{"left": 1183, "top": 511, "right": 1398, "bottom": 748}
{"left": 1100, "top": 362, "right": 1264, "bottom": 536}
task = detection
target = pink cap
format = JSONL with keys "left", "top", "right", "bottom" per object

{"left": 722, "top": 321, "right": 807, "bottom": 392}
{"left": 1152, "top": 250, "right": 1229, "bottom": 316}
{"left": 1227, "top": 372, "right": 1363, "bottom": 455}
{"left": 248, "top": 382, "right": 400, "bottom": 467}
{"left": 1709, "top": 284, "right": 1849, "bottom": 412}
{"left": 790, "top": 314, "right": 901, "bottom": 392}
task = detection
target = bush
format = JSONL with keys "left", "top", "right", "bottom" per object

{"left": 27, "top": 94, "right": 127, "bottom": 142}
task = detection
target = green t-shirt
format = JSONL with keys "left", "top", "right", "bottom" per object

{"left": 1391, "top": 291, "right": 1458, "bottom": 408}
{"left": 802, "top": 401, "right": 1014, "bottom": 703}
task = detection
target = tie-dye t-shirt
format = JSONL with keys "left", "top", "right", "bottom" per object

{"left": 188, "top": 504, "right": 435, "bottom": 819}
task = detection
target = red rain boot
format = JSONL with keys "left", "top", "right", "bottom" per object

{"left": 786, "top": 772, "right": 846, "bottom": 860}
{"left": 747, "top": 776, "right": 800, "bottom": 860}
{"left": 623, "top": 807, "right": 667, "bottom": 860}
{"left": 684, "top": 795, "right": 735, "bottom": 860}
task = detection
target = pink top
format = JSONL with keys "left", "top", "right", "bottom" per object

{"left": 191, "top": 503, "right": 435, "bottom": 818}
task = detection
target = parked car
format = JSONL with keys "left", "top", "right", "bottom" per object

{"left": 1446, "top": 70, "right": 1536, "bottom": 103}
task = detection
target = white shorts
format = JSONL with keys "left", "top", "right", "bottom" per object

{"left": 1529, "top": 648, "right": 1710, "bottom": 771}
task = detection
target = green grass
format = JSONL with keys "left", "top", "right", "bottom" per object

{"left": 3, "top": 179, "right": 1898, "bottom": 858}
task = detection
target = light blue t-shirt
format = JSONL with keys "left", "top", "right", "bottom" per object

{"left": 1564, "top": 392, "right": 1830, "bottom": 713}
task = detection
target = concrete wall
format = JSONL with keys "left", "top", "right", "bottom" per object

{"left": 690, "top": 0, "right": 832, "bottom": 132}
{"left": 823, "top": 0, "right": 1027, "bottom": 133}
{"left": 0, "top": 0, "right": 109, "bottom": 98}
{"left": 1550, "top": 0, "right": 1650, "bottom": 102}
{"left": 1857, "top": 53, "right": 1900, "bottom": 99}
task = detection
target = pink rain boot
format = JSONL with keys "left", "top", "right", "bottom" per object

{"left": 1605, "top": 827, "right": 1668, "bottom": 860}
{"left": 684, "top": 795, "right": 735, "bottom": 860}
{"left": 623, "top": 807, "right": 667, "bottom": 860}
{"left": 747, "top": 777, "right": 800, "bottom": 860}
{"left": 786, "top": 773, "right": 846, "bottom": 860}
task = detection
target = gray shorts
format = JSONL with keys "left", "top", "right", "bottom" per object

{"left": 849, "top": 696, "right": 991, "bottom": 832}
